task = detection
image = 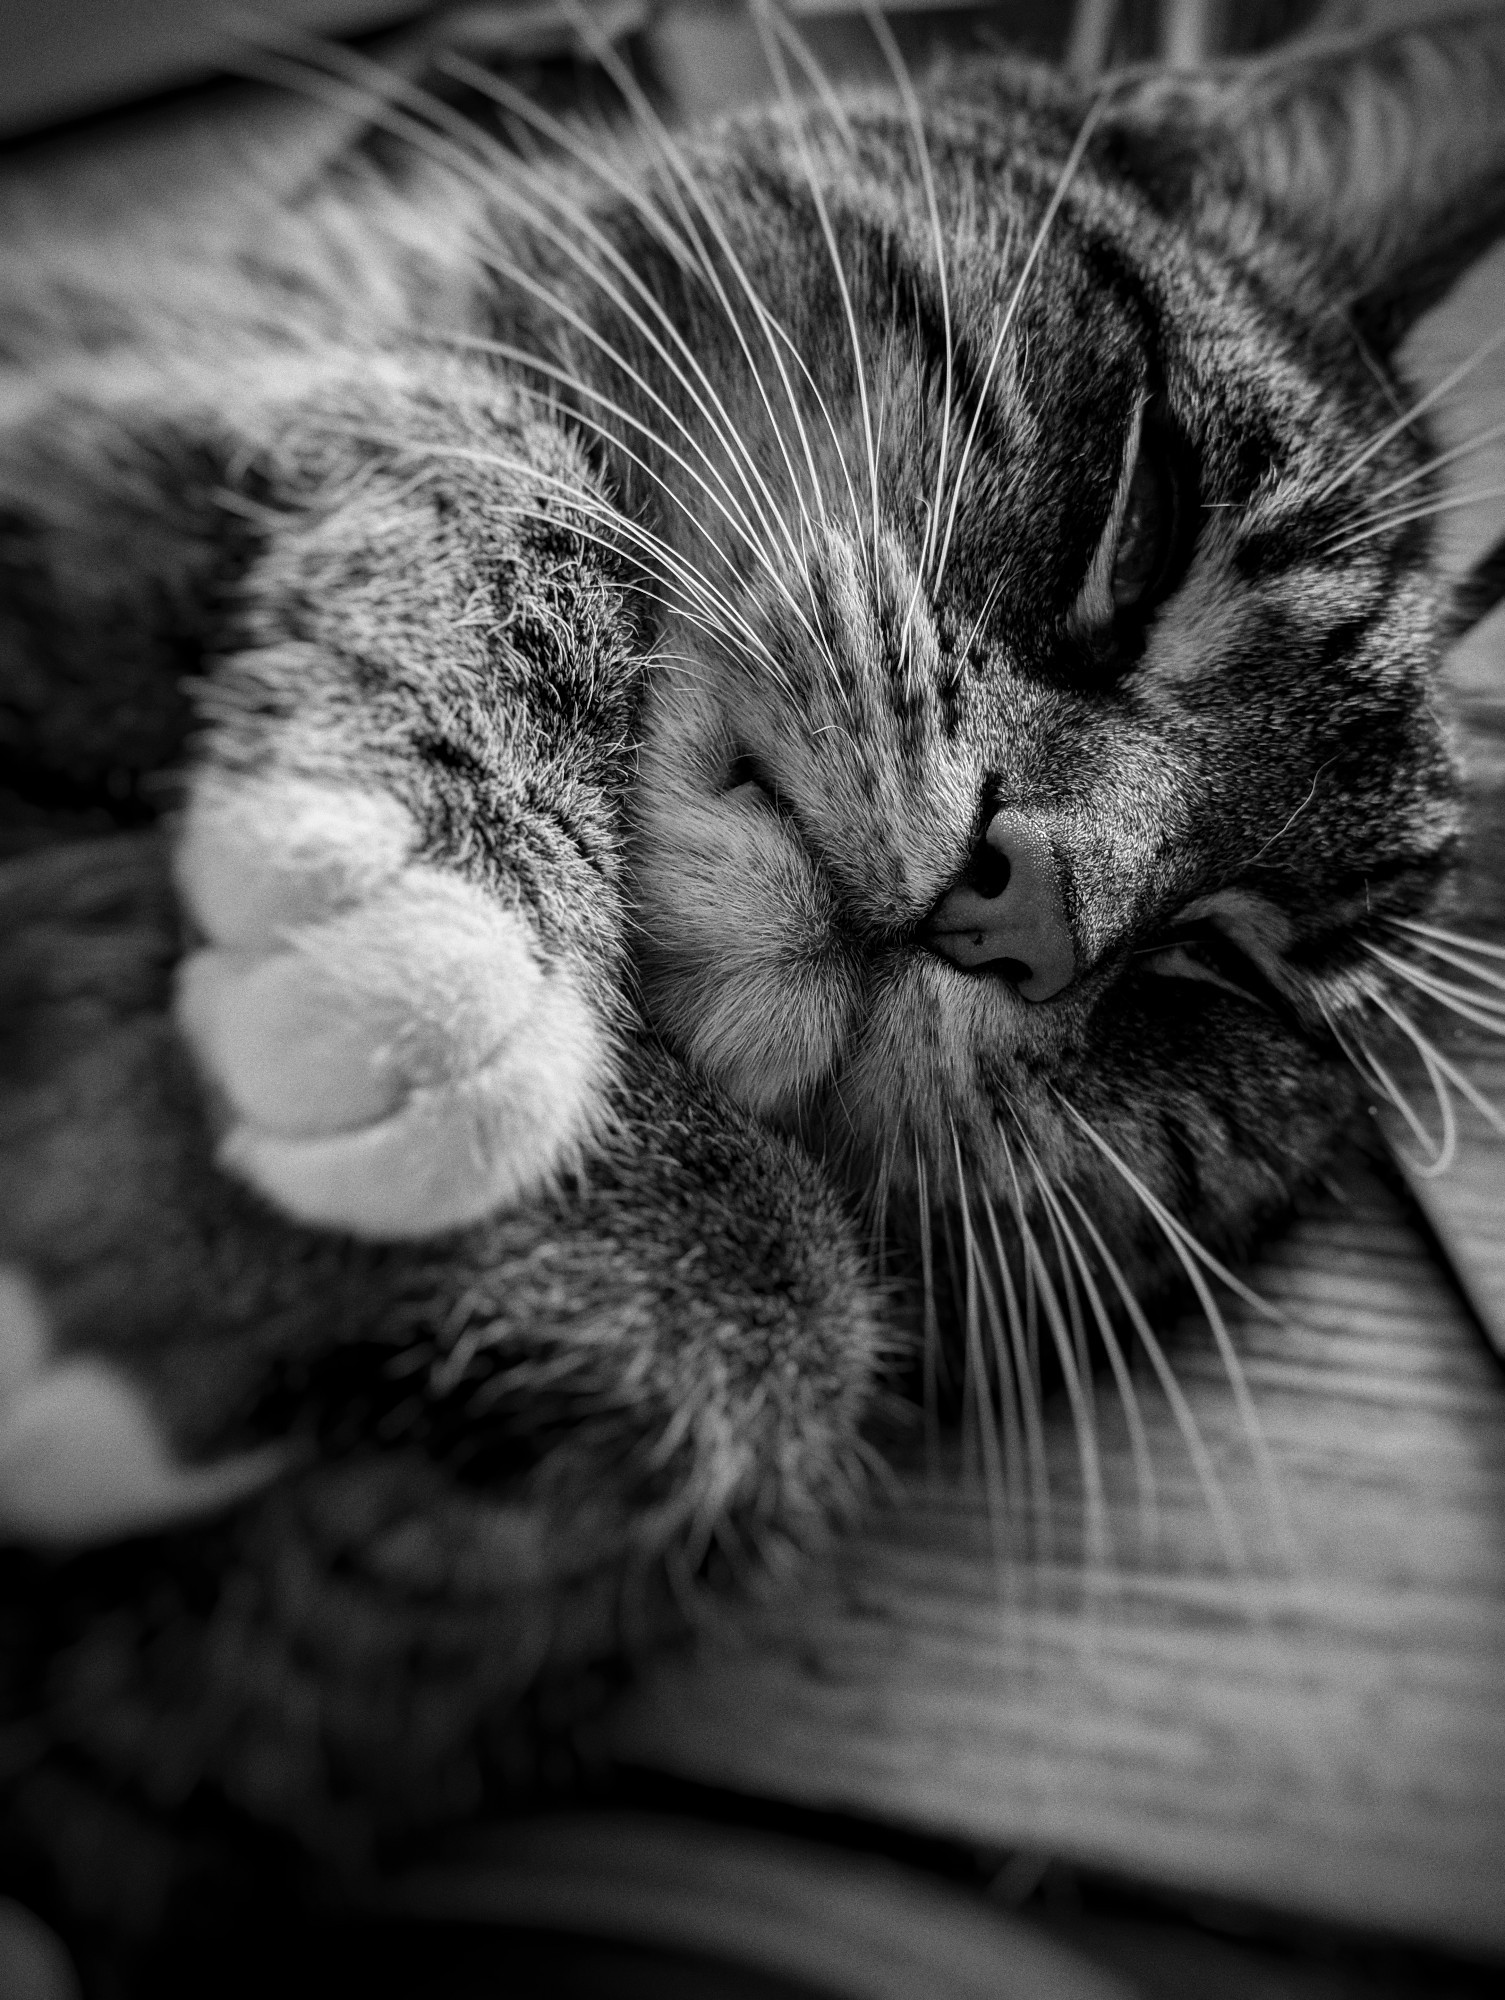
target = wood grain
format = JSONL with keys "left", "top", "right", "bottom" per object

{"left": 613, "top": 1150, "right": 1505, "bottom": 1954}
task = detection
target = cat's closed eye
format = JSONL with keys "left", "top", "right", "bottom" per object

{"left": 1071, "top": 400, "right": 1197, "bottom": 645}
{"left": 1110, "top": 416, "right": 1189, "bottom": 614}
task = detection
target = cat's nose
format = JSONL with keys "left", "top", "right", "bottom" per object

{"left": 926, "top": 810, "right": 1076, "bottom": 1002}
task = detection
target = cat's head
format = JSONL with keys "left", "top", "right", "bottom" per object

{"left": 604, "top": 10, "right": 1505, "bottom": 1289}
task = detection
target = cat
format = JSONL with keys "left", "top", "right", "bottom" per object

{"left": 2, "top": 0, "right": 1505, "bottom": 1950}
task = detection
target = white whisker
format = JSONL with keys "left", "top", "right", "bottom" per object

{"left": 466, "top": 228, "right": 795, "bottom": 562}
{"left": 936, "top": 1193, "right": 966, "bottom": 1344}
{"left": 1034, "top": 1175, "right": 1159, "bottom": 1546}
{"left": 554, "top": 7, "right": 868, "bottom": 709}
{"left": 1351, "top": 1022, "right": 1458, "bottom": 1173}
{"left": 1394, "top": 918, "right": 1505, "bottom": 966}
{"left": 1387, "top": 927, "right": 1505, "bottom": 1001}
{"left": 977, "top": 1184, "right": 1052, "bottom": 1552}
{"left": 469, "top": 339, "right": 838, "bottom": 694}
{"left": 1310, "top": 318, "right": 1505, "bottom": 509}
{"left": 394, "top": 439, "right": 780, "bottom": 676}
{"left": 958, "top": 567, "right": 1010, "bottom": 667}
{"left": 867, "top": 1123, "right": 903, "bottom": 1276}
{"left": 999, "top": 1129, "right": 1108, "bottom": 1567}
{"left": 860, "top": 1, "right": 954, "bottom": 612}
{"left": 1060, "top": 1098, "right": 1287, "bottom": 1324}
{"left": 951, "top": 1128, "right": 1010, "bottom": 1532}
{"left": 1349, "top": 413, "right": 1505, "bottom": 515}
{"left": 1055, "top": 1184, "right": 1246, "bottom": 1571}
{"left": 510, "top": 508, "right": 766, "bottom": 674}
{"left": 1244, "top": 761, "right": 1330, "bottom": 867}
{"left": 1320, "top": 481, "right": 1505, "bottom": 558}
{"left": 968, "top": 1224, "right": 1029, "bottom": 1527}
{"left": 752, "top": 0, "right": 883, "bottom": 573}
{"left": 765, "top": 306, "right": 866, "bottom": 570}
{"left": 1318, "top": 990, "right": 1450, "bottom": 1163}
{"left": 557, "top": 2, "right": 840, "bottom": 568}
{"left": 1366, "top": 944, "right": 1505, "bottom": 1035}
{"left": 914, "top": 1144, "right": 942, "bottom": 1470}
{"left": 438, "top": 52, "right": 697, "bottom": 269}
{"left": 932, "top": 87, "right": 1113, "bottom": 596}
{"left": 447, "top": 207, "right": 783, "bottom": 568}
{"left": 248, "top": 28, "right": 814, "bottom": 621}
{"left": 1054, "top": 1095, "right": 1298, "bottom": 1563}
{"left": 457, "top": 334, "right": 800, "bottom": 608}
{"left": 441, "top": 51, "right": 825, "bottom": 604}
{"left": 1037, "top": 1178, "right": 1096, "bottom": 1420}
{"left": 1363, "top": 982, "right": 1505, "bottom": 1147}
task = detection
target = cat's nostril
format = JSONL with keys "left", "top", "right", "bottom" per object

{"left": 966, "top": 838, "right": 1012, "bottom": 900}
{"left": 723, "top": 749, "right": 779, "bottom": 802}
{"left": 927, "top": 809, "right": 1077, "bottom": 1003}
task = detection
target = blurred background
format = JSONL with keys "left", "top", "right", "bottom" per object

{"left": 0, "top": 0, "right": 1344, "bottom": 144}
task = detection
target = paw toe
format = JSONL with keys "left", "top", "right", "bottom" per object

{"left": 176, "top": 943, "right": 407, "bottom": 1136}
{"left": 176, "top": 868, "right": 608, "bottom": 1237}
{"left": 175, "top": 772, "right": 416, "bottom": 948}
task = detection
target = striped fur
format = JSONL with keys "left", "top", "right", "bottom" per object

{"left": 1, "top": 0, "right": 1503, "bottom": 1930}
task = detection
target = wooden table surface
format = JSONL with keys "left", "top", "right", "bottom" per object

{"left": 613, "top": 1144, "right": 1505, "bottom": 1954}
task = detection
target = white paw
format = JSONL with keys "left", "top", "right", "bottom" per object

{"left": 174, "top": 774, "right": 608, "bottom": 1238}
{"left": 0, "top": 1266, "right": 282, "bottom": 1546}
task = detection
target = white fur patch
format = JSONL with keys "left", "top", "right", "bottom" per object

{"left": 176, "top": 778, "right": 605, "bottom": 1237}
{"left": 0, "top": 1266, "right": 282, "bottom": 1545}
{"left": 175, "top": 772, "right": 416, "bottom": 949}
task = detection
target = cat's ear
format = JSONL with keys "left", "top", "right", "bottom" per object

{"left": 1111, "top": 9, "right": 1505, "bottom": 350}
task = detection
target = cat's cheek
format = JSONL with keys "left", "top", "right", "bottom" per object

{"left": 685, "top": 940, "right": 859, "bottom": 1117}
{"left": 637, "top": 800, "right": 856, "bottom": 1113}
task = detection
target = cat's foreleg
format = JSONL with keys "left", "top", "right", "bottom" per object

{"left": 168, "top": 353, "right": 646, "bottom": 1238}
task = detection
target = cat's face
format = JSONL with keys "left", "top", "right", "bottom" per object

{"left": 591, "top": 55, "right": 1473, "bottom": 1281}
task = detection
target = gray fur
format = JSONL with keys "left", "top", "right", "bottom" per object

{"left": 0, "top": 832, "right": 881, "bottom": 1919}
{"left": 1, "top": 0, "right": 1503, "bottom": 1936}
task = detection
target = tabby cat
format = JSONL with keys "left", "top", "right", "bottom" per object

{"left": 2, "top": 0, "right": 1504, "bottom": 1939}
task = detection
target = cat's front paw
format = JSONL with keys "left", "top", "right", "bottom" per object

{"left": 174, "top": 775, "right": 608, "bottom": 1238}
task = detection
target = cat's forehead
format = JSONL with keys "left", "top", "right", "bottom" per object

{"left": 614, "top": 77, "right": 1403, "bottom": 643}
{"left": 670, "top": 89, "right": 1317, "bottom": 430}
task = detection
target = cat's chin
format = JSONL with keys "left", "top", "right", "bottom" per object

{"left": 766, "top": 943, "right": 1359, "bottom": 1308}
